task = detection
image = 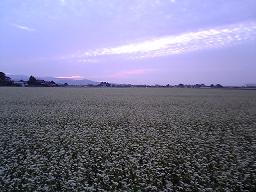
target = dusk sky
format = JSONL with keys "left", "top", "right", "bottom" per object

{"left": 1, "top": 0, "right": 256, "bottom": 85}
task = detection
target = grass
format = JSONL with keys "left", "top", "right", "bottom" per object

{"left": 0, "top": 87, "right": 256, "bottom": 191}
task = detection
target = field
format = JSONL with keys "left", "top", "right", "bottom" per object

{"left": 0, "top": 87, "right": 256, "bottom": 191}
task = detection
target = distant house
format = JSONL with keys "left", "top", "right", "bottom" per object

{"left": 14, "top": 81, "right": 28, "bottom": 87}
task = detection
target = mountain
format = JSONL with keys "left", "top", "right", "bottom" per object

{"left": 9, "top": 74, "right": 98, "bottom": 85}
{"left": 45, "top": 77, "right": 98, "bottom": 85}
{"left": 9, "top": 74, "right": 29, "bottom": 81}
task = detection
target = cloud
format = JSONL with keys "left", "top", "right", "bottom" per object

{"left": 59, "top": 0, "right": 67, "bottom": 6}
{"left": 70, "top": 21, "right": 256, "bottom": 60}
{"left": 11, "top": 23, "right": 36, "bottom": 32}
{"left": 77, "top": 58, "right": 99, "bottom": 64}
{"left": 110, "top": 69, "right": 156, "bottom": 78}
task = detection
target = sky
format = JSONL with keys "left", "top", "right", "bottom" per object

{"left": 0, "top": 0, "right": 256, "bottom": 85}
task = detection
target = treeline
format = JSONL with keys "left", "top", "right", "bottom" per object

{"left": 89, "top": 82, "right": 224, "bottom": 88}
{"left": 0, "top": 72, "right": 59, "bottom": 87}
{"left": 27, "top": 76, "right": 58, "bottom": 87}
{"left": 1, "top": 71, "right": 225, "bottom": 88}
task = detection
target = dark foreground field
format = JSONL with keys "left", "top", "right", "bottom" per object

{"left": 0, "top": 87, "right": 255, "bottom": 191}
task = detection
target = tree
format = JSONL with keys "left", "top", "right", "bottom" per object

{"left": 0, "top": 72, "right": 6, "bottom": 81}
{"left": 0, "top": 72, "right": 13, "bottom": 86}
{"left": 215, "top": 84, "right": 223, "bottom": 88}
{"left": 177, "top": 84, "right": 184, "bottom": 88}
{"left": 98, "top": 82, "right": 111, "bottom": 87}
{"left": 28, "top": 76, "right": 37, "bottom": 86}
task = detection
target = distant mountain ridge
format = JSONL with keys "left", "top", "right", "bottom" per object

{"left": 9, "top": 74, "right": 98, "bottom": 85}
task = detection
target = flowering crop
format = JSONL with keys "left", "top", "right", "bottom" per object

{"left": 0, "top": 87, "right": 256, "bottom": 191}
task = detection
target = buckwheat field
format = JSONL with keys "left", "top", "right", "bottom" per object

{"left": 0, "top": 87, "right": 255, "bottom": 191}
